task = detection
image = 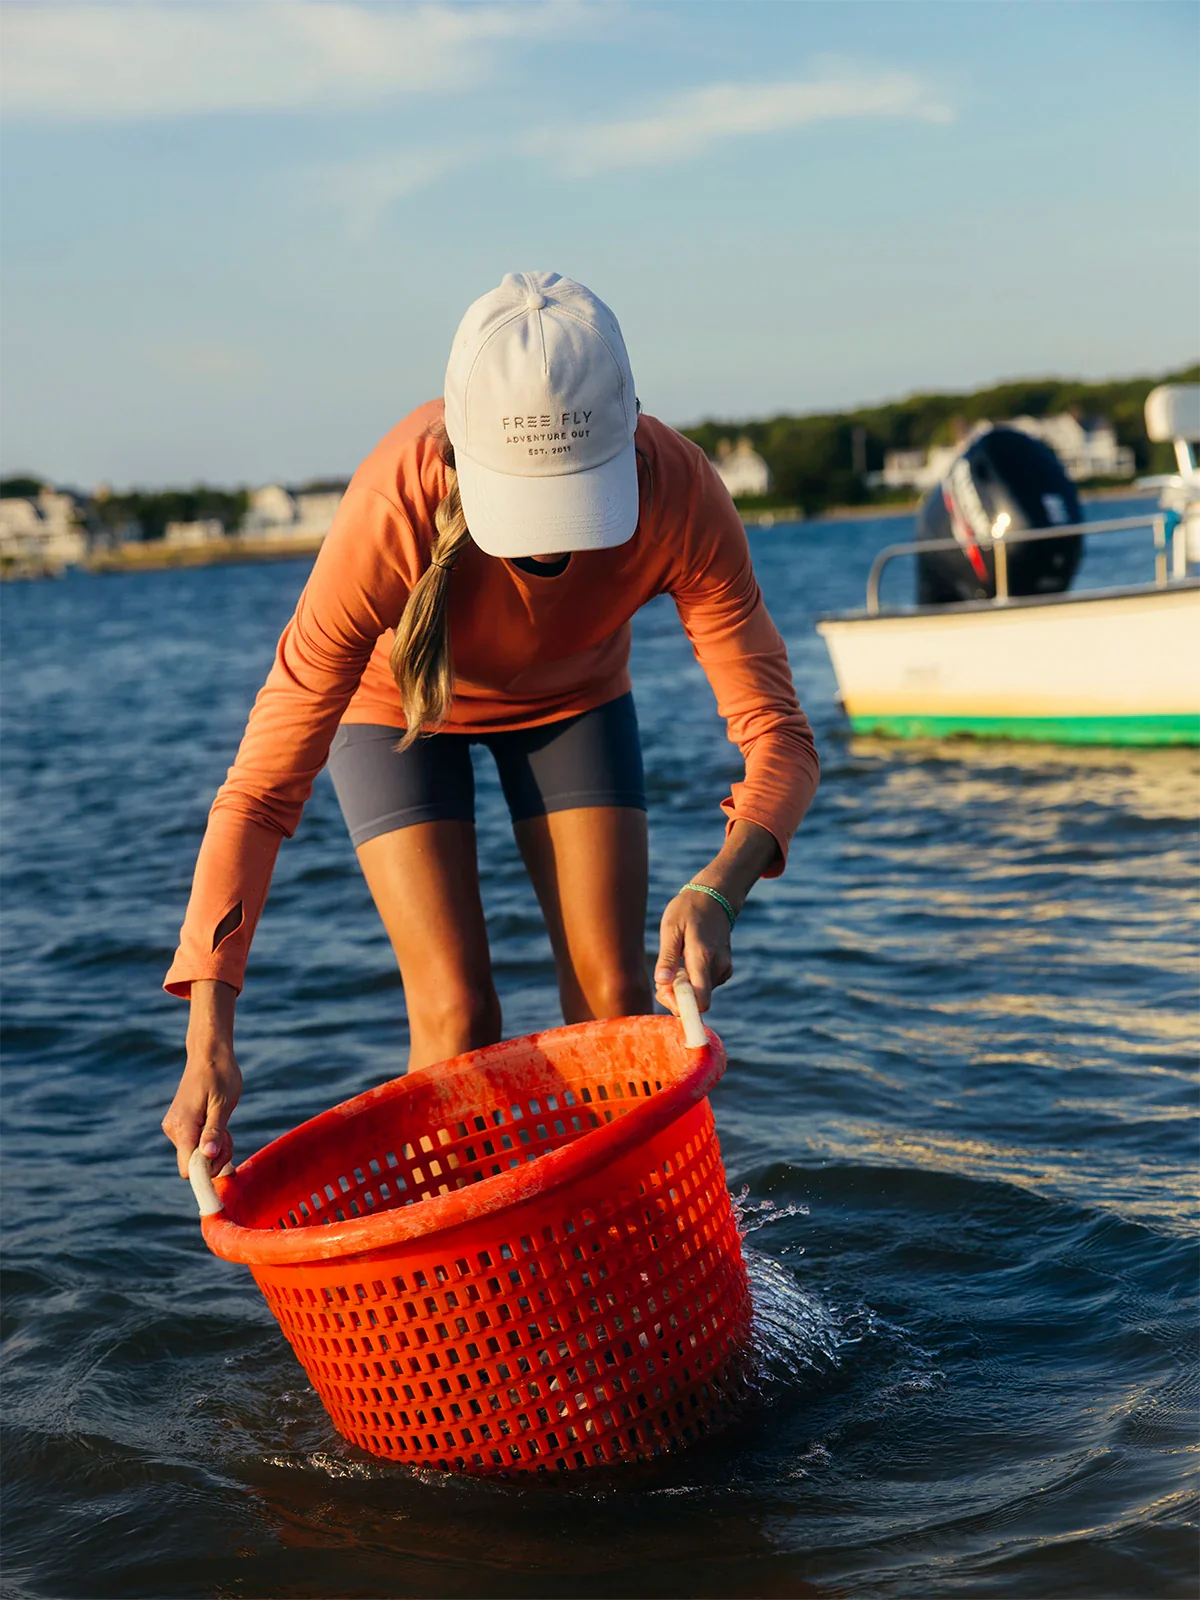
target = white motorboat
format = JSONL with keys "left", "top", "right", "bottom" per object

{"left": 817, "top": 385, "right": 1200, "bottom": 746}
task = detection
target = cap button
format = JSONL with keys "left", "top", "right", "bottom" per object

{"left": 525, "top": 292, "right": 547, "bottom": 310}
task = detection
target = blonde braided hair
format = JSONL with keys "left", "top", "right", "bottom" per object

{"left": 389, "top": 448, "right": 471, "bottom": 750}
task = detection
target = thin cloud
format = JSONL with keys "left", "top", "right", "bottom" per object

{"left": 0, "top": 1, "right": 580, "bottom": 120}
{"left": 551, "top": 70, "right": 954, "bottom": 176}
{"left": 311, "top": 146, "right": 469, "bottom": 240}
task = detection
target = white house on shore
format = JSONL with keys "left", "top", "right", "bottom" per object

{"left": 1009, "top": 414, "right": 1134, "bottom": 480}
{"left": 161, "top": 484, "right": 345, "bottom": 550}
{"left": 711, "top": 437, "right": 772, "bottom": 499}
{"left": 0, "top": 489, "right": 87, "bottom": 572}
{"left": 243, "top": 484, "right": 344, "bottom": 539}
{"left": 873, "top": 443, "right": 968, "bottom": 493}
{"left": 164, "top": 518, "right": 226, "bottom": 547}
{"left": 873, "top": 413, "right": 1134, "bottom": 492}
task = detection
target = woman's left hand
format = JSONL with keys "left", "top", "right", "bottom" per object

{"left": 653, "top": 822, "right": 781, "bottom": 1017}
{"left": 655, "top": 888, "right": 734, "bottom": 1014}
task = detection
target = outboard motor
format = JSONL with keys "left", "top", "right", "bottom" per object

{"left": 916, "top": 426, "right": 1083, "bottom": 605}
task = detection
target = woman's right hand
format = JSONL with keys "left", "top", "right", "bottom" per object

{"left": 161, "top": 979, "right": 242, "bottom": 1179}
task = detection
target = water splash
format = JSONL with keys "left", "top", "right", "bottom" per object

{"left": 729, "top": 1186, "right": 849, "bottom": 1387}
{"left": 743, "top": 1246, "right": 851, "bottom": 1393}
{"left": 260, "top": 1450, "right": 378, "bottom": 1479}
{"left": 743, "top": 1237, "right": 943, "bottom": 1417}
{"left": 731, "top": 1183, "right": 809, "bottom": 1249}
{"left": 729, "top": 1187, "right": 893, "bottom": 1399}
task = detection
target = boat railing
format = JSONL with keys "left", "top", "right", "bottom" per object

{"left": 865, "top": 513, "right": 1187, "bottom": 616}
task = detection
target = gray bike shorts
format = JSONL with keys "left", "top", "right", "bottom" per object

{"left": 327, "top": 692, "right": 646, "bottom": 848}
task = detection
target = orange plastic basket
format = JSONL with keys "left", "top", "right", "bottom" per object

{"left": 195, "top": 1007, "right": 752, "bottom": 1475}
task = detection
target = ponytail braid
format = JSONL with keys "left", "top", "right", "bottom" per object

{"left": 389, "top": 455, "right": 471, "bottom": 750}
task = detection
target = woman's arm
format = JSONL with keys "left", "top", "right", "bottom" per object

{"left": 163, "top": 483, "right": 416, "bottom": 999}
{"left": 655, "top": 444, "right": 820, "bottom": 1011}
{"left": 161, "top": 979, "right": 241, "bottom": 1177}
{"left": 161, "top": 481, "right": 418, "bottom": 1175}
{"left": 654, "top": 819, "right": 778, "bottom": 1014}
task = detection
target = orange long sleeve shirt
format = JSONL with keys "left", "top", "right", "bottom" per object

{"left": 164, "top": 403, "right": 818, "bottom": 998}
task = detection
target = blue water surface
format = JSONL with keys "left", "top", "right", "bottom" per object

{"left": 2, "top": 500, "right": 1196, "bottom": 1598}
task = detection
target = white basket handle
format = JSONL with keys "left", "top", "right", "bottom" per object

{"left": 188, "top": 1147, "right": 230, "bottom": 1217}
{"left": 673, "top": 973, "right": 708, "bottom": 1049}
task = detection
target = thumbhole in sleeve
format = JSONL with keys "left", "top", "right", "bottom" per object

{"left": 212, "top": 902, "right": 244, "bottom": 952}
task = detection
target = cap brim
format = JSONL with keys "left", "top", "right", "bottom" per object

{"left": 454, "top": 439, "right": 639, "bottom": 559}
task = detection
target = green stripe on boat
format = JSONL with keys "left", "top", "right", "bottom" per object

{"left": 847, "top": 713, "right": 1200, "bottom": 746}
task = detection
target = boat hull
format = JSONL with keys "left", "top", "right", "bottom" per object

{"left": 842, "top": 712, "right": 1196, "bottom": 744}
{"left": 817, "top": 584, "right": 1200, "bottom": 746}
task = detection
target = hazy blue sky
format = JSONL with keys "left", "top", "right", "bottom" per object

{"left": 2, "top": 0, "right": 1196, "bottom": 488}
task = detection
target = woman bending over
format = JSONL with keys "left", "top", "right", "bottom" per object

{"left": 162, "top": 272, "right": 818, "bottom": 1178}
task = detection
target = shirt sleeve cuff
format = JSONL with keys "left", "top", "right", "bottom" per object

{"left": 163, "top": 950, "right": 247, "bottom": 1000}
{"left": 720, "top": 803, "right": 790, "bottom": 877}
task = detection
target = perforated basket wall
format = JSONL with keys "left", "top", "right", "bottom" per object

{"left": 201, "top": 1016, "right": 752, "bottom": 1474}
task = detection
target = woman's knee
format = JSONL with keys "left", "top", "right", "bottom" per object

{"left": 407, "top": 979, "right": 502, "bottom": 1060}
{"left": 564, "top": 958, "right": 652, "bottom": 1022}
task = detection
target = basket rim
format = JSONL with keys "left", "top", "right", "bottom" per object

{"left": 200, "top": 1015, "right": 724, "bottom": 1267}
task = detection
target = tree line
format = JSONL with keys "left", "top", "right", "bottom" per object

{"left": 0, "top": 479, "right": 342, "bottom": 541}
{"left": 5, "top": 365, "right": 1196, "bottom": 525}
{"left": 681, "top": 364, "right": 1199, "bottom": 513}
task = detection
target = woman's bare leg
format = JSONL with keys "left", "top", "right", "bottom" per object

{"left": 513, "top": 806, "right": 653, "bottom": 1024}
{"left": 355, "top": 820, "right": 501, "bottom": 1071}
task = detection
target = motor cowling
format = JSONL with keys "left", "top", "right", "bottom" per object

{"left": 915, "top": 426, "right": 1084, "bottom": 605}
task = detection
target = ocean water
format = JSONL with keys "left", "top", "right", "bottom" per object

{"left": 2, "top": 501, "right": 1196, "bottom": 1598}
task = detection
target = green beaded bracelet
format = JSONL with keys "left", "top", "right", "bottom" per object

{"left": 680, "top": 882, "right": 737, "bottom": 930}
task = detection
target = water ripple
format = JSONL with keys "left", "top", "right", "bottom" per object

{"left": 2, "top": 514, "right": 1196, "bottom": 1597}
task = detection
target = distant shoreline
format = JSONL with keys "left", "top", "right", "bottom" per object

{"left": 740, "top": 483, "right": 1153, "bottom": 528}
{"left": 84, "top": 532, "right": 327, "bottom": 575}
{"left": 2, "top": 483, "right": 1159, "bottom": 580}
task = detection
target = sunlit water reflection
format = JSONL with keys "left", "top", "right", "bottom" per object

{"left": 2, "top": 501, "right": 1196, "bottom": 1597}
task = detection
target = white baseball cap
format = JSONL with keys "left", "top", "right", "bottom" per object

{"left": 443, "top": 271, "right": 639, "bottom": 558}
